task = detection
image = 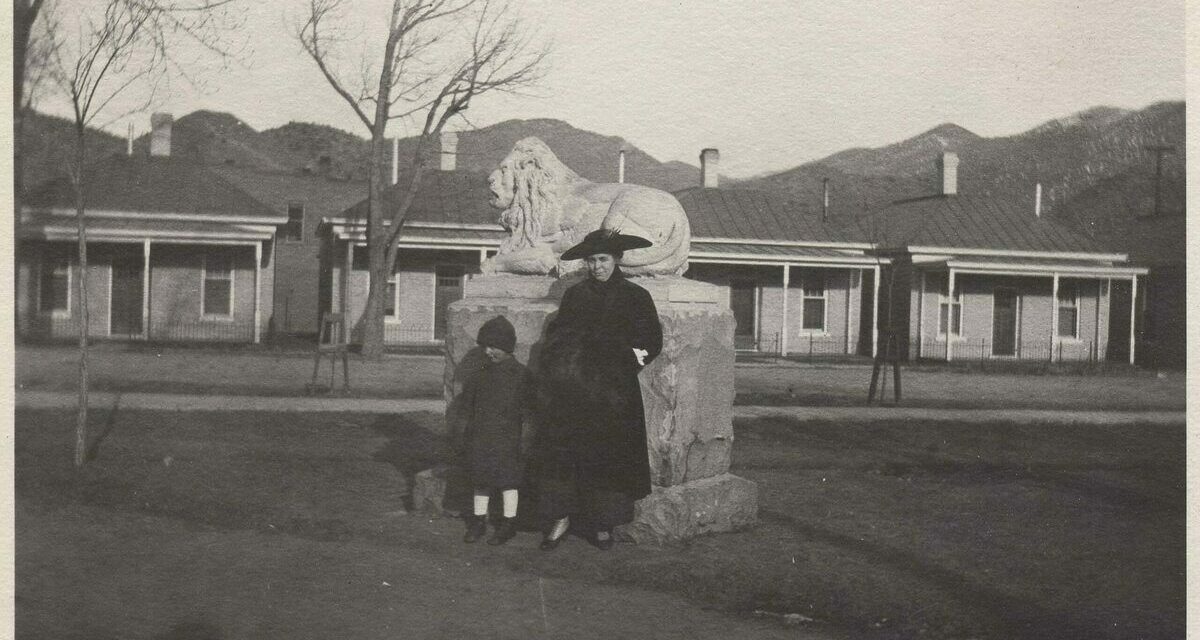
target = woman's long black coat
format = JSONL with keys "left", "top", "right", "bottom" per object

{"left": 532, "top": 268, "right": 663, "bottom": 500}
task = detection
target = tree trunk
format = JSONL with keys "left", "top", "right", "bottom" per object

{"left": 359, "top": 138, "right": 391, "bottom": 360}
{"left": 73, "top": 128, "right": 90, "bottom": 467}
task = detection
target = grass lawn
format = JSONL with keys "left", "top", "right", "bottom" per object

{"left": 15, "top": 408, "right": 1186, "bottom": 639}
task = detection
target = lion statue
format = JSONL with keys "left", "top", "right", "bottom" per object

{"left": 481, "top": 137, "right": 691, "bottom": 276}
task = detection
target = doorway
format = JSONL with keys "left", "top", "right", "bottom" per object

{"left": 730, "top": 280, "right": 757, "bottom": 350}
{"left": 110, "top": 252, "right": 144, "bottom": 337}
{"left": 433, "top": 265, "right": 465, "bottom": 340}
{"left": 991, "top": 287, "right": 1018, "bottom": 356}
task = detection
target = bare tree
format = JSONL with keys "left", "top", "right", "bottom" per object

{"left": 42, "top": 0, "right": 245, "bottom": 466}
{"left": 297, "top": 0, "right": 548, "bottom": 358}
{"left": 14, "top": 0, "right": 52, "bottom": 229}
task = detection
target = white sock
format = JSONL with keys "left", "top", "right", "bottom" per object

{"left": 502, "top": 489, "right": 518, "bottom": 518}
{"left": 473, "top": 491, "right": 489, "bottom": 516}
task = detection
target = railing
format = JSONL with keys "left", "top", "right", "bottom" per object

{"left": 150, "top": 321, "right": 257, "bottom": 343}
{"left": 383, "top": 324, "right": 439, "bottom": 345}
{"left": 911, "top": 338, "right": 1105, "bottom": 363}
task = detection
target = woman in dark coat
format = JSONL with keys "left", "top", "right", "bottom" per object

{"left": 532, "top": 229, "right": 663, "bottom": 551}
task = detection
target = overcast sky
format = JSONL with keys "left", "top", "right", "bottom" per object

{"left": 38, "top": 0, "right": 1186, "bottom": 178}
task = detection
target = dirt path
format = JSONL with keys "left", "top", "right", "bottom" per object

{"left": 15, "top": 389, "right": 1186, "bottom": 424}
{"left": 18, "top": 503, "right": 836, "bottom": 640}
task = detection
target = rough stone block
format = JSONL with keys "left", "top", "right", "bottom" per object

{"left": 639, "top": 294, "right": 736, "bottom": 485}
{"left": 617, "top": 473, "right": 759, "bottom": 544}
{"left": 412, "top": 465, "right": 470, "bottom": 516}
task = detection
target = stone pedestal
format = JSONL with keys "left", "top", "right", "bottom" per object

{"left": 439, "top": 273, "right": 758, "bottom": 543}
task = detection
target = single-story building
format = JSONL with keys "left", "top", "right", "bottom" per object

{"left": 866, "top": 153, "right": 1147, "bottom": 363}
{"left": 674, "top": 149, "right": 885, "bottom": 357}
{"left": 17, "top": 115, "right": 283, "bottom": 343}
{"left": 320, "top": 135, "right": 502, "bottom": 345}
{"left": 319, "top": 142, "right": 890, "bottom": 355}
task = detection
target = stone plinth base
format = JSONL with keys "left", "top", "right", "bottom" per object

{"left": 443, "top": 273, "right": 758, "bottom": 542}
{"left": 617, "top": 473, "right": 759, "bottom": 544}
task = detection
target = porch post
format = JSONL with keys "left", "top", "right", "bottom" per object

{"left": 1050, "top": 273, "right": 1059, "bottom": 362}
{"left": 946, "top": 268, "right": 955, "bottom": 361}
{"left": 253, "top": 241, "right": 262, "bottom": 344}
{"left": 343, "top": 241, "right": 354, "bottom": 343}
{"left": 141, "top": 239, "right": 151, "bottom": 340}
{"left": 780, "top": 264, "right": 790, "bottom": 356}
{"left": 871, "top": 265, "right": 880, "bottom": 358}
{"left": 479, "top": 248, "right": 487, "bottom": 265}
{"left": 1128, "top": 275, "right": 1137, "bottom": 365}
{"left": 845, "top": 270, "right": 854, "bottom": 354}
{"left": 916, "top": 271, "right": 925, "bottom": 358}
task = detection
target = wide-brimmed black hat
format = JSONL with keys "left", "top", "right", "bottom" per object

{"left": 560, "top": 228, "right": 652, "bottom": 261}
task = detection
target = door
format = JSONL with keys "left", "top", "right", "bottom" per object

{"left": 434, "top": 265, "right": 464, "bottom": 340}
{"left": 110, "top": 252, "right": 144, "bottom": 337}
{"left": 730, "top": 280, "right": 757, "bottom": 350}
{"left": 992, "top": 288, "right": 1018, "bottom": 356}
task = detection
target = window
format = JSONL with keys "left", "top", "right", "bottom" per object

{"left": 283, "top": 203, "right": 304, "bottom": 242}
{"left": 385, "top": 274, "right": 398, "bottom": 319}
{"left": 801, "top": 272, "right": 826, "bottom": 331}
{"left": 202, "top": 252, "right": 234, "bottom": 317}
{"left": 1057, "top": 283, "right": 1078, "bottom": 339}
{"left": 939, "top": 281, "right": 962, "bottom": 337}
{"left": 39, "top": 245, "right": 71, "bottom": 314}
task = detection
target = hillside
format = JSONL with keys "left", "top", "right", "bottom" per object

{"left": 392, "top": 118, "right": 702, "bottom": 192}
{"left": 19, "top": 111, "right": 126, "bottom": 189}
{"left": 741, "top": 101, "right": 1185, "bottom": 230}
{"left": 20, "top": 110, "right": 703, "bottom": 193}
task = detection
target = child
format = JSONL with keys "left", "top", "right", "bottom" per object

{"left": 454, "top": 315, "right": 534, "bottom": 545}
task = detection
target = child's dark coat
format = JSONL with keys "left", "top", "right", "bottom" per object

{"left": 453, "top": 355, "right": 534, "bottom": 489}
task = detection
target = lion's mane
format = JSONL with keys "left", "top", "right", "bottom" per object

{"left": 485, "top": 136, "right": 691, "bottom": 276}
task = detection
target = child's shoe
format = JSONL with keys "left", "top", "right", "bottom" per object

{"left": 487, "top": 517, "right": 517, "bottom": 546}
{"left": 463, "top": 515, "right": 487, "bottom": 543}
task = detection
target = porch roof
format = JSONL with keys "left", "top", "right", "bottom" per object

{"left": 689, "top": 241, "right": 886, "bottom": 266}
{"left": 324, "top": 219, "right": 506, "bottom": 248}
{"left": 917, "top": 255, "right": 1148, "bottom": 278}
{"left": 19, "top": 214, "right": 277, "bottom": 244}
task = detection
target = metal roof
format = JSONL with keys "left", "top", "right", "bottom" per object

{"left": 23, "top": 154, "right": 282, "bottom": 219}
{"left": 862, "top": 194, "right": 1109, "bottom": 254}
{"left": 340, "top": 169, "right": 499, "bottom": 226}
{"left": 672, "top": 187, "right": 868, "bottom": 244}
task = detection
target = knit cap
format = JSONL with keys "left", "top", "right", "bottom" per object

{"left": 476, "top": 315, "right": 516, "bottom": 353}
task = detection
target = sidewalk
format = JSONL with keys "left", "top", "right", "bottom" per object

{"left": 15, "top": 390, "right": 1186, "bottom": 425}
{"left": 17, "top": 344, "right": 1185, "bottom": 411}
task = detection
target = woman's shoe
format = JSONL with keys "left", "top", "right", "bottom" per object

{"left": 591, "top": 530, "right": 614, "bottom": 551}
{"left": 539, "top": 516, "right": 569, "bottom": 551}
{"left": 463, "top": 515, "right": 487, "bottom": 543}
{"left": 487, "top": 517, "right": 517, "bottom": 546}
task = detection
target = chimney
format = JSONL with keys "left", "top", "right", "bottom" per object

{"left": 822, "top": 178, "right": 830, "bottom": 221}
{"left": 939, "top": 151, "right": 958, "bottom": 195}
{"left": 700, "top": 148, "right": 719, "bottom": 188}
{"left": 439, "top": 131, "right": 458, "bottom": 171}
{"left": 1034, "top": 182, "right": 1042, "bottom": 217}
{"left": 150, "top": 112, "right": 172, "bottom": 157}
{"left": 618, "top": 149, "right": 626, "bottom": 183}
